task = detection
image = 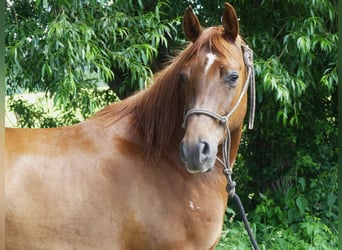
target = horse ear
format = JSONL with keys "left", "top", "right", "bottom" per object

{"left": 183, "top": 6, "right": 202, "bottom": 42}
{"left": 222, "top": 2, "right": 239, "bottom": 41}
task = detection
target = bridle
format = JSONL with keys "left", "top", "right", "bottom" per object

{"left": 182, "top": 44, "right": 255, "bottom": 178}
{"left": 182, "top": 44, "right": 259, "bottom": 250}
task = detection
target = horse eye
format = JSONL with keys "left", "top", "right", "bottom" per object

{"left": 224, "top": 72, "right": 239, "bottom": 86}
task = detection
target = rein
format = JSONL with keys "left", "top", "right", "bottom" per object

{"left": 182, "top": 44, "right": 259, "bottom": 250}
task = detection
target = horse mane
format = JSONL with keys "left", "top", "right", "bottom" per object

{"left": 92, "top": 26, "right": 243, "bottom": 157}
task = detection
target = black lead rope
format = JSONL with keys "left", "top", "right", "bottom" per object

{"left": 224, "top": 169, "right": 260, "bottom": 250}
{"left": 233, "top": 194, "right": 260, "bottom": 250}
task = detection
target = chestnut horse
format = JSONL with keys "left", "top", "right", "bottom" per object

{"left": 5, "top": 3, "right": 254, "bottom": 249}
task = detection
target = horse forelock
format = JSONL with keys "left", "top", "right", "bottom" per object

{"left": 185, "top": 27, "right": 244, "bottom": 63}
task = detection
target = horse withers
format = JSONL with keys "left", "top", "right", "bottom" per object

{"left": 5, "top": 3, "right": 251, "bottom": 249}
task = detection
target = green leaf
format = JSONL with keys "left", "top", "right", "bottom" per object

{"left": 298, "top": 177, "right": 306, "bottom": 192}
{"left": 296, "top": 196, "right": 308, "bottom": 215}
{"left": 327, "top": 193, "right": 337, "bottom": 208}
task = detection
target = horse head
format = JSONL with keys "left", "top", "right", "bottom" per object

{"left": 180, "top": 3, "right": 253, "bottom": 173}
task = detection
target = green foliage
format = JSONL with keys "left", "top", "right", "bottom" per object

{"left": 245, "top": 0, "right": 337, "bottom": 125}
{"left": 6, "top": 0, "right": 179, "bottom": 112}
{"left": 7, "top": 96, "right": 77, "bottom": 127}
{"left": 228, "top": 0, "right": 337, "bottom": 231}
{"left": 218, "top": 195, "right": 337, "bottom": 249}
{"left": 216, "top": 222, "right": 254, "bottom": 250}
{"left": 7, "top": 89, "right": 119, "bottom": 128}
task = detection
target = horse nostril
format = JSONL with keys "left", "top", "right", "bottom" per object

{"left": 200, "top": 141, "right": 210, "bottom": 162}
{"left": 201, "top": 141, "right": 210, "bottom": 155}
{"left": 180, "top": 140, "right": 211, "bottom": 165}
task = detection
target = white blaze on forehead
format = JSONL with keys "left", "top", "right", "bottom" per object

{"left": 205, "top": 53, "right": 217, "bottom": 73}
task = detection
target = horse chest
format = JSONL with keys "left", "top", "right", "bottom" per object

{"left": 114, "top": 161, "right": 227, "bottom": 250}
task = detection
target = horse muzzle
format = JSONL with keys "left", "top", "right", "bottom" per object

{"left": 180, "top": 139, "right": 218, "bottom": 173}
